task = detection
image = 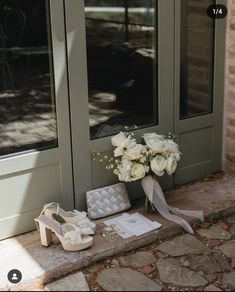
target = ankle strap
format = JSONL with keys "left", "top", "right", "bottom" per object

{"left": 40, "top": 202, "right": 60, "bottom": 216}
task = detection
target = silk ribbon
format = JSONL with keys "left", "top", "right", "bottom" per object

{"left": 141, "top": 175, "right": 204, "bottom": 234}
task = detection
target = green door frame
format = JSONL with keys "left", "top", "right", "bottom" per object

{"left": 174, "top": 0, "right": 227, "bottom": 184}
{"left": 64, "top": 0, "right": 227, "bottom": 210}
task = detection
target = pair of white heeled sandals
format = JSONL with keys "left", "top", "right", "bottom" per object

{"left": 35, "top": 202, "right": 96, "bottom": 251}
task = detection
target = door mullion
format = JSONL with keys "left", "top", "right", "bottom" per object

{"left": 64, "top": 0, "right": 92, "bottom": 210}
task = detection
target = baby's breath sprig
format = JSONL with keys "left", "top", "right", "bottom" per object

{"left": 167, "top": 132, "right": 176, "bottom": 140}
{"left": 122, "top": 125, "right": 138, "bottom": 136}
{"left": 167, "top": 132, "right": 180, "bottom": 144}
{"left": 91, "top": 150, "right": 120, "bottom": 171}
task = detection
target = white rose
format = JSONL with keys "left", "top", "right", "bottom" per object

{"left": 114, "top": 146, "right": 124, "bottom": 157}
{"left": 150, "top": 155, "right": 166, "bottom": 176}
{"left": 165, "top": 139, "right": 179, "bottom": 153}
{"left": 114, "top": 159, "right": 133, "bottom": 182}
{"left": 111, "top": 132, "right": 132, "bottom": 148}
{"left": 166, "top": 154, "right": 177, "bottom": 175}
{"left": 172, "top": 151, "right": 181, "bottom": 162}
{"left": 130, "top": 163, "right": 146, "bottom": 181}
{"left": 143, "top": 133, "right": 167, "bottom": 153}
{"left": 143, "top": 133, "right": 165, "bottom": 142}
{"left": 124, "top": 143, "right": 145, "bottom": 160}
{"left": 146, "top": 139, "right": 166, "bottom": 153}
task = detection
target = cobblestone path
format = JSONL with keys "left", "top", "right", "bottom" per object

{"left": 45, "top": 214, "right": 235, "bottom": 291}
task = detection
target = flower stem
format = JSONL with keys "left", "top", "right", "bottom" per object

{"left": 144, "top": 196, "right": 156, "bottom": 212}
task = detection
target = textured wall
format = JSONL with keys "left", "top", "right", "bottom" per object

{"left": 223, "top": 0, "right": 235, "bottom": 175}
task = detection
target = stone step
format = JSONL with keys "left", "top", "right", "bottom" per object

{"left": 0, "top": 172, "right": 235, "bottom": 291}
{"left": 44, "top": 272, "right": 90, "bottom": 291}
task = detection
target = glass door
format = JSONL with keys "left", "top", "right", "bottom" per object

{"left": 66, "top": 0, "right": 226, "bottom": 209}
{"left": 65, "top": 0, "right": 175, "bottom": 209}
{"left": 174, "top": 0, "right": 226, "bottom": 184}
{"left": 86, "top": 0, "right": 158, "bottom": 140}
{"left": 0, "top": 0, "right": 74, "bottom": 239}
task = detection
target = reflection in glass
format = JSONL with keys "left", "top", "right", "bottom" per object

{"left": 85, "top": 0, "right": 157, "bottom": 139}
{"left": 0, "top": 0, "right": 57, "bottom": 156}
{"left": 180, "top": 0, "right": 215, "bottom": 119}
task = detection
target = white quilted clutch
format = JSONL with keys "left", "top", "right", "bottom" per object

{"left": 86, "top": 183, "right": 131, "bottom": 219}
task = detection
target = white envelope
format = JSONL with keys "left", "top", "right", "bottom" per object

{"left": 104, "top": 212, "right": 162, "bottom": 238}
{"left": 116, "top": 213, "right": 162, "bottom": 236}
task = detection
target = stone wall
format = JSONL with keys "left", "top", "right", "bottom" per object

{"left": 223, "top": 0, "right": 235, "bottom": 176}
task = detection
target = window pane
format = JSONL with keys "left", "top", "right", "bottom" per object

{"left": 85, "top": 0, "right": 157, "bottom": 139}
{"left": 180, "top": 0, "right": 215, "bottom": 119}
{"left": 0, "top": 0, "right": 57, "bottom": 156}
{"left": 85, "top": 0, "right": 125, "bottom": 22}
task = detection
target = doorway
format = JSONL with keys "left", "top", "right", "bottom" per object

{"left": 0, "top": 0, "right": 226, "bottom": 240}
{"left": 65, "top": 0, "right": 226, "bottom": 210}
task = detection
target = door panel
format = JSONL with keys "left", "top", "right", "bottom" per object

{"left": 66, "top": 0, "right": 226, "bottom": 211}
{"left": 0, "top": 162, "right": 62, "bottom": 239}
{"left": 88, "top": 0, "right": 175, "bottom": 196}
{"left": 66, "top": 0, "right": 175, "bottom": 210}
{"left": 0, "top": 0, "right": 74, "bottom": 240}
{"left": 174, "top": 0, "right": 226, "bottom": 185}
{"left": 179, "top": 0, "right": 215, "bottom": 120}
{"left": 179, "top": 127, "right": 213, "bottom": 167}
{"left": 85, "top": 0, "right": 158, "bottom": 140}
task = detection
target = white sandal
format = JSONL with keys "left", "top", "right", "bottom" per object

{"left": 41, "top": 202, "right": 96, "bottom": 235}
{"left": 35, "top": 215, "right": 93, "bottom": 251}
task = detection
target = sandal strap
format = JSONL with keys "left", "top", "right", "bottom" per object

{"left": 62, "top": 222, "right": 81, "bottom": 232}
{"left": 64, "top": 230, "right": 82, "bottom": 244}
{"left": 62, "top": 223, "right": 83, "bottom": 244}
{"left": 40, "top": 202, "right": 60, "bottom": 216}
{"left": 34, "top": 218, "right": 40, "bottom": 230}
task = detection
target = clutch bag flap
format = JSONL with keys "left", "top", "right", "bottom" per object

{"left": 86, "top": 182, "right": 131, "bottom": 219}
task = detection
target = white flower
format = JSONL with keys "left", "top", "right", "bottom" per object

{"left": 166, "top": 154, "right": 177, "bottom": 175}
{"left": 114, "top": 146, "right": 124, "bottom": 157}
{"left": 172, "top": 151, "right": 181, "bottom": 162}
{"left": 143, "top": 133, "right": 165, "bottom": 142}
{"left": 146, "top": 139, "right": 166, "bottom": 154}
{"left": 124, "top": 143, "right": 145, "bottom": 160}
{"left": 150, "top": 155, "right": 166, "bottom": 176}
{"left": 130, "top": 163, "right": 147, "bottom": 181}
{"left": 108, "top": 131, "right": 180, "bottom": 180}
{"left": 112, "top": 132, "right": 136, "bottom": 157}
{"left": 165, "top": 139, "right": 179, "bottom": 154}
{"left": 143, "top": 132, "right": 167, "bottom": 153}
{"left": 114, "top": 158, "right": 133, "bottom": 182}
{"left": 111, "top": 132, "right": 132, "bottom": 148}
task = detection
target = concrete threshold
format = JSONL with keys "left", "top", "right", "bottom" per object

{"left": 1, "top": 173, "right": 235, "bottom": 291}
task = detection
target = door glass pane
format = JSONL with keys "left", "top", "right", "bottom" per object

{"left": 180, "top": 0, "right": 215, "bottom": 119}
{"left": 85, "top": 0, "right": 157, "bottom": 139}
{"left": 0, "top": 0, "right": 57, "bottom": 156}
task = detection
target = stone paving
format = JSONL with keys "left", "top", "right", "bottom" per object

{"left": 44, "top": 213, "right": 235, "bottom": 291}
{"left": 1, "top": 173, "right": 235, "bottom": 291}
{"left": 76, "top": 214, "right": 235, "bottom": 291}
{"left": 0, "top": 89, "right": 57, "bottom": 156}
{"left": 44, "top": 272, "right": 89, "bottom": 291}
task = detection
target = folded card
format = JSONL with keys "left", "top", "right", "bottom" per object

{"left": 103, "top": 212, "right": 161, "bottom": 238}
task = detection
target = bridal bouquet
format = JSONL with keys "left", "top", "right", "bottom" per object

{"left": 92, "top": 130, "right": 204, "bottom": 234}
{"left": 92, "top": 131, "right": 181, "bottom": 183}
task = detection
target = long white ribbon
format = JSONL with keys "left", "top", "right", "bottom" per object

{"left": 141, "top": 175, "right": 204, "bottom": 234}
